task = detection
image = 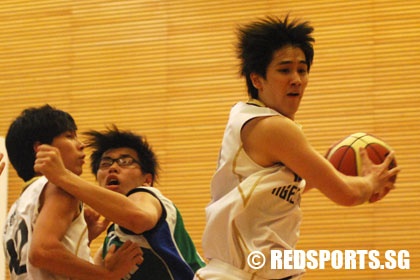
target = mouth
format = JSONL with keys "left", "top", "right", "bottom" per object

{"left": 287, "top": 92, "right": 300, "bottom": 97}
{"left": 105, "top": 176, "right": 120, "bottom": 191}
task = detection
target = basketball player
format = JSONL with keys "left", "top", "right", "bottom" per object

{"left": 193, "top": 15, "right": 400, "bottom": 280}
{"left": 3, "top": 105, "right": 143, "bottom": 280}
{"left": 34, "top": 126, "right": 205, "bottom": 280}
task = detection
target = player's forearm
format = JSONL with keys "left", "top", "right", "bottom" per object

{"left": 332, "top": 172, "right": 374, "bottom": 206}
{"left": 55, "top": 170, "right": 151, "bottom": 233}
{"left": 347, "top": 178, "right": 373, "bottom": 205}
{"left": 311, "top": 164, "right": 373, "bottom": 206}
{"left": 29, "top": 240, "right": 113, "bottom": 280}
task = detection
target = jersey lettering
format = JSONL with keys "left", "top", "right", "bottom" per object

{"left": 6, "top": 219, "right": 29, "bottom": 275}
{"left": 272, "top": 185, "right": 299, "bottom": 204}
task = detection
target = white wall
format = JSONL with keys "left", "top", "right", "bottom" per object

{"left": 0, "top": 136, "right": 8, "bottom": 279}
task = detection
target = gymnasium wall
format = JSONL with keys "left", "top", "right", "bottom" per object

{"left": 1, "top": 1, "right": 419, "bottom": 279}
{"left": 0, "top": 138, "right": 8, "bottom": 280}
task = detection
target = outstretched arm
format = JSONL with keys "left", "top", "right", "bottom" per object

{"left": 34, "top": 144, "right": 162, "bottom": 234}
{"left": 242, "top": 115, "right": 400, "bottom": 206}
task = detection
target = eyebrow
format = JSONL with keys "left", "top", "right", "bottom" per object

{"left": 101, "top": 154, "right": 133, "bottom": 159}
{"left": 277, "top": 60, "right": 307, "bottom": 66}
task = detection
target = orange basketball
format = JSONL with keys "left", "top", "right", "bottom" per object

{"left": 325, "top": 132, "right": 397, "bottom": 182}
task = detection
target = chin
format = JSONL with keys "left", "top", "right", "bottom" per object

{"left": 72, "top": 168, "right": 83, "bottom": 176}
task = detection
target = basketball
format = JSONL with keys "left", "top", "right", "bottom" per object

{"left": 325, "top": 132, "right": 397, "bottom": 182}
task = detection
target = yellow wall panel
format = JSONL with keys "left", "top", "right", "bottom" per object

{"left": 1, "top": 1, "right": 419, "bottom": 279}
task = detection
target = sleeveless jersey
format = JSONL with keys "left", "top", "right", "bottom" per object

{"left": 3, "top": 176, "right": 90, "bottom": 280}
{"left": 198, "top": 101, "right": 306, "bottom": 279}
{"left": 101, "top": 186, "right": 205, "bottom": 280}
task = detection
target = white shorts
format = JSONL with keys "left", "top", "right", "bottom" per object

{"left": 194, "top": 259, "right": 303, "bottom": 280}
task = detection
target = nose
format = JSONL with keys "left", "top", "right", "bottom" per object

{"left": 290, "top": 71, "right": 302, "bottom": 86}
{"left": 76, "top": 138, "right": 86, "bottom": 150}
{"left": 108, "top": 162, "right": 120, "bottom": 173}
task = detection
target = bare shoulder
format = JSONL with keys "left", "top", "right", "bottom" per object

{"left": 242, "top": 115, "right": 306, "bottom": 166}
{"left": 126, "top": 187, "right": 163, "bottom": 233}
{"left": 40, "top": 181, "right": 80, "bottom": 216}
{"left": 127, "top": 188, "right": 162, "bottom": 211}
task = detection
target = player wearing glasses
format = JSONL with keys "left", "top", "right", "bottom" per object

{"left": 34, "top": 125, "right": 205, "bottom": 280}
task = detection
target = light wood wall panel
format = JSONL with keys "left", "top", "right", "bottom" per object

{"left": 1, "top": 0, "right": 419, "bottom": 279}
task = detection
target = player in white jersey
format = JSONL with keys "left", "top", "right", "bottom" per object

{"left": 194, "top": 15, "right": 399, "bottom": 280}
{"left": 199, "top": 100, "right": 305, "bottom": 280}
{"left": 34, "top": 126, "right": 205, "bottom": 280}
{"left": 3, "top": 105, "right": 143, "bottom": 280}
{"left": 4, "top": 176, "right": 90, "bottom": 280}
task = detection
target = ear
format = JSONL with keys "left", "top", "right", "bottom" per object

{"left": 250, "top": 72, "right": 263, "bottom": 90}
{"left": 142, "top": 173, "right": 153, "bottom": 186}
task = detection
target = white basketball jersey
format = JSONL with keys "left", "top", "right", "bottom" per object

{"left": 3, "top": 176, "right": 90, "bottom": 280}
{"left": 200, "top": 101, "right": 306, "bottom": 279}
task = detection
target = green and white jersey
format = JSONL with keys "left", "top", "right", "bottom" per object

{"left": 102, "top": 186, "right": 205, "bottom": 280}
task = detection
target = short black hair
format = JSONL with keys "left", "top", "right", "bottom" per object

{"left": 237, "top": 15, "right": 315, "bottom": 98}
{"left": 6, "top": 104, "right": 77, "bottom": 181}
{"left": 84, "top": 125, "right": 159, "bottom": 184}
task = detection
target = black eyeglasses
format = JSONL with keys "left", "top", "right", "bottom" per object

{"left": 99, "top": 155, "right": 141, "bottom": 169}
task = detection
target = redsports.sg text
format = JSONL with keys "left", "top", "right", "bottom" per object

{"left": 247, "top": 249, "right": 410, "bottom": 270}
